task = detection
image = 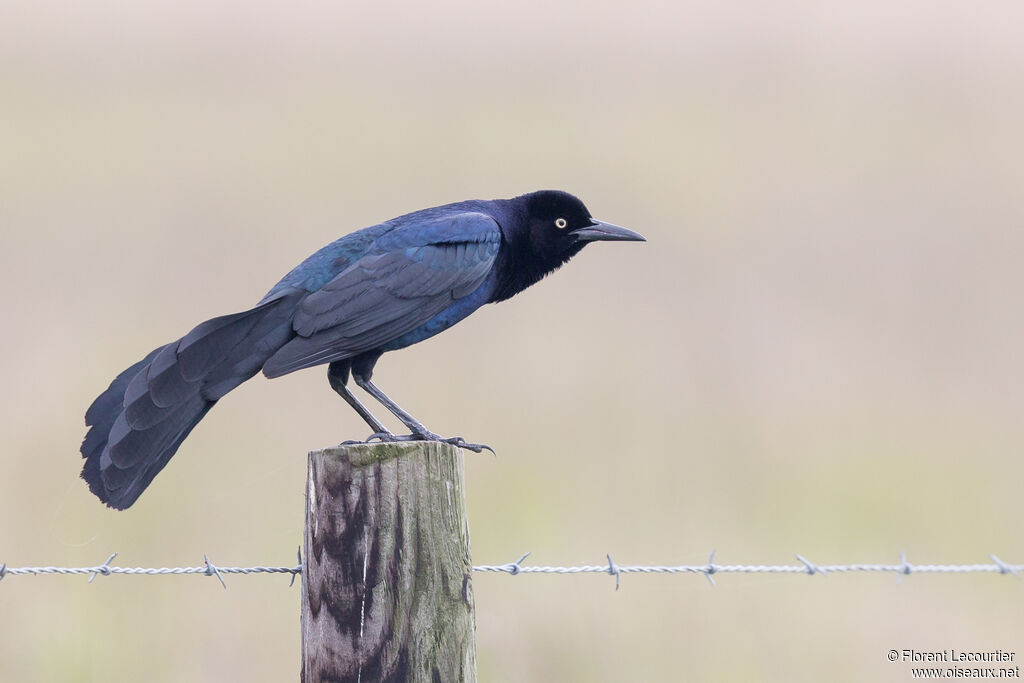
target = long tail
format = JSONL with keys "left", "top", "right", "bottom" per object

{"left": 81, "top": 292, "right": 302, "bottom": 509}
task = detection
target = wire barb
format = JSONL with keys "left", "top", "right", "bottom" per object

{"left": 0, "top": 562, "right": 6, "bottom": 582}
{"left": 88, "top": 552, "right": 118, "bottom": 583}
{"left": 990, "top": 554, "right": 1020, "bottom": 578}
{"left": 505, "top": 552, "right": 531, "bottom": 576}
{"left": 606, "top": 554, "right": 621, "bottom": 590}
{"left": 203, "top": 554, "right": 227, "bottom": 589}
{"left": 290, "top": 546, "right": 303, "bottom": 587}
{"left": 796, "top": 554, "right": 826, "bottom": 577}
{"left": 704, "top": 550, "right": 717, "bottom": 587}
{"left": 895, "top": 550, "right": 912, "bottom": 584}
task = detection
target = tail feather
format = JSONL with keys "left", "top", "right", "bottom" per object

{"left": 124, "top": 359, "right": 191, "bottom": 430}
{"left": 100, "top": 402, "right": 216, "bottom": 507}
{"left": 178, "top": 311, "right": 268, "bottom": 381}
{"left": 203, "top": 317, "right": 297, "bottom": 400}
{"left": 147, "top": 343, "right": 196, "bottom": 407}
{"left": 80, "top": 292, "right": 301, "bottom": 509}
{"left": 108, "top": 394, "right": 209, "bottom": 470}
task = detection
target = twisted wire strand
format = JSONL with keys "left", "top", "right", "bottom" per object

{"left": 471, "top": 562, "right": 1021, "bottom": 575}
{"left": 2, "top": 551, "right": 1018, "bottom": 588}
{"left": 3, "top": 565, "right": 302, "bottom": 577}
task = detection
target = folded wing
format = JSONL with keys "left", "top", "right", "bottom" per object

{"left": 262, "top": 212, "right": 501, "bottom": 377}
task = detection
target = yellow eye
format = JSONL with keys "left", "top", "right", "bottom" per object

{"left": 554, "top": 218, "right": 568, "bottom": 229}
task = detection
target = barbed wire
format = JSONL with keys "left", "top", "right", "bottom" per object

{"left": 1, "top": 550, "right": 1020, "bottom": 590}
{"left": 0, "top": 551, "right": 304, "bottom": 589}
{"left": 475, "top": 551, "right": 1023, "bottom": 589}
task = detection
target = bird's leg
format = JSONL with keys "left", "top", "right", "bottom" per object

{"left": 352, "top": 376, "right": 429, "bottom": 435}
{"left": 353, "top": 374, "right": 494, "bottom": 454}
{"left": 327, "top": 361, "right": 393, "bottom": 442}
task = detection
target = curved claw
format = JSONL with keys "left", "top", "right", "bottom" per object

{"left": 441, "top": 436, "right": 496, "bottom": 455}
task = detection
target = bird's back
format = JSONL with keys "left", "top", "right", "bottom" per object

{"left": 261, "top": 199, "right": 507, "bottom": 303}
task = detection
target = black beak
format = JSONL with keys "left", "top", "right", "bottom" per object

{"left": 573, "top": 220, "right": 646, "bottom": 243}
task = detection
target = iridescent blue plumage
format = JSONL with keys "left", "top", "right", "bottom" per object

{"left": 261, "top": 209, "right": 503, "bottom": 376}
{"left": 80, "top": 190, "right": 643, "bottom": 508}
{"left": 262, "top": 199, "right": 506, "bottom": 298}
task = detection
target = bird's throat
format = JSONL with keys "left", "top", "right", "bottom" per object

{"left": 489, "top": 241, "right": 583, "bottom": 303}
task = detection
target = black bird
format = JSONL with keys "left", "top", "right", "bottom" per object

{"left": 81, "top": 190, "right": 644, "bottom": 508}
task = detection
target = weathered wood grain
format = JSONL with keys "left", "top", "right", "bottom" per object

{"left": 301, "top": 441, "right": 476, "bottom": 683}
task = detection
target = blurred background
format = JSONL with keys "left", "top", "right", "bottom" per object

{"left": 2, "top": 1, "right": 1023, "bottom": 680}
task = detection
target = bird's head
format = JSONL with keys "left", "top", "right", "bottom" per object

{"left": 518, "top": 190, "right": 645, "bottom": 259}
{"left": 489, "top": 190, "right": 645, "bottom": 302}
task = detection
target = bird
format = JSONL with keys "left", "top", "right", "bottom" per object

{"left": 80, "top": 190, "right": 644, "bottom": 509}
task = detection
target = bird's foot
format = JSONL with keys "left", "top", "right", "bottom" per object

{"left": 414, "top": 431, "right": 495, "bottom": 455}
{"left": 341, "top": 432, "right": 494, "bottom": 454}
{"left": 340, "top": 432, "right": 416, "bottom": 446}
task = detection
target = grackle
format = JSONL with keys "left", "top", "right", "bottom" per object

{"left": 81, "top": 190, "right": 644, "bottom": 508}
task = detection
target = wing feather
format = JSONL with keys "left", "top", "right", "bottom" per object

{"left": 263, "top": 212, "right": 501, "bottom": 378}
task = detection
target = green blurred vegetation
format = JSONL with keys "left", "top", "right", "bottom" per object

{"left": 1, "top": 2, "right": 1023, "bottom": 681}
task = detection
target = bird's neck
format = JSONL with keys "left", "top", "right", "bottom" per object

{"left": 489, "top": 235, "right": 584, "bottom": 303}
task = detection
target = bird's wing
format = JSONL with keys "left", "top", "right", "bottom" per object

{"left": 262, "top": 211, "right": 501, "bottom": 377}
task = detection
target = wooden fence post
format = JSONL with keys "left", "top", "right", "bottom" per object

{"left": 301, "top": 441, "right": 477, "bottom": 682}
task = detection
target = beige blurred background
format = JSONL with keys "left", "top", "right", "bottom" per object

{"left": 2, "top": 1, "right": 1023, "bottom": 681}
